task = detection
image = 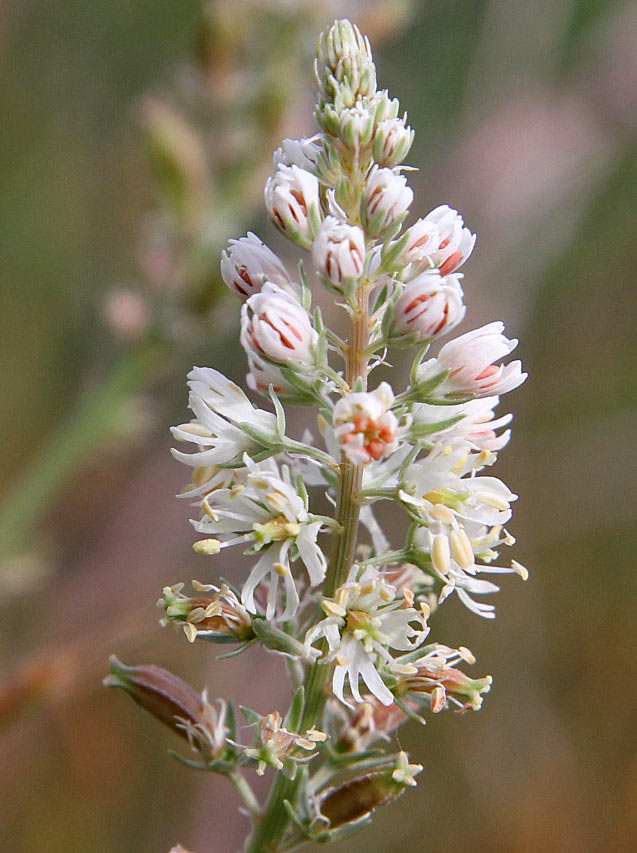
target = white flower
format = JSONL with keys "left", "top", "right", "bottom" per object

{"left": 412, "top": 521, "right": 526, "bottom": 619}
{"left": 240, "top": 283, "right": 317, "bottom": 366}
{"left": 411, "top": 396, "right": 512, "bottom": 452}
{"left": 193, "top": 455, "right": 326, "bottom": 621}
{"left": 400, "top": 443, "right": 517, "bottom": 529}
{"left": 273, "top": 135, "right": 323, "bottom": 172}
{"left": 393, "top": 271, "right": 465, "bottom": 340}
{"left": 404, "top": 205, "right": 476, "bottom": 276}
{"left": 171, "top": 367, "right": 278, "bottom": 470}
{"left": 418, "top": 322, "right": 527, "bottom": 397}
{"left": 304, "top": 565, "right": 429, "bottom": 706}
{"left": 362, "top": 166, "right": 413, "bottom": 236}
{"left": 264, "top": 164, "right": 322, "bottom": 248}
{"left": 373, "top": 116, "right": 414, "bottom": 167}
{"left": 312, "top": 216, "right": 365, "bottom": 288}
{"left": 333, "top": 382, "right": 402, "bottom": 464}
{"left": 220, "top": 232, "right": 292, "bottom": 300}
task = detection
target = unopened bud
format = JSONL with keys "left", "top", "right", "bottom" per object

{"left": 315, "top": 19, "right": 377, "bottom": 108}
{"left": 373, "top": 117, "right": 414, "bottom": 167}
{"left": 240, "top": 283, "right": 317, "bottom": 365}
{"left": 264, "top": 165, "right": 321, "bottom": 249}
{"left": 220, "top": 232, "right": 291, "bottom": 300}
{"left": 393, "top": 272, "right": 465, "bottom": 340}
{"left": 313, "top": 216, "right": 365, "bottom": 289}
{"left": 362, "top": 166, "right": 413, "bottom": 237}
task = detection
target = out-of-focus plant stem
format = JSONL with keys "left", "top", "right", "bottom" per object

{"left": 0, "top": 341, "right": 164, "bottom": 565}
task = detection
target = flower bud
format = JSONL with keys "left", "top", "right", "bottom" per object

{"left": 407, "top": 205, "right": 476, "bottom": 275}
{"left": 362, "top": 166, "right": 413, "bottom": 237}
{"left": 313, "top": 216, "right": 365, "bottom": 289}
{"left": 419, "top": 322, "right": 527, "bottom": 397}
{"left": 339, "top": 105, "right": 375, "bottom": 149}
{"left": 220, "top": 232, "right": 291, "bottom": 300}
{"left": 314, "top": 19, "right": 377, "bottom": 107}
{"left": 373, "top": 117, "right": 414, "bottom": 167}
{"left": 245, "top": 353, "right": 297, "bottom": 397}
{"left": 240, "top": 283, "right": 317, "bottom": 366}
{"left": 273, "top": 135, "right": 323, "bottom": 173}
{"left": 264, "top": 165, "right": 321, "bottom": 249}
{"left": 393, "top": 271, "right": 465, "bottom": 340}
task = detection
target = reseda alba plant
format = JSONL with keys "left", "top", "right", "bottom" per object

{"left": 106, "top": 19, "right": 527, "bottom": 851}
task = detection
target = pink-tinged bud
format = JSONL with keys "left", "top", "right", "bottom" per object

{"left": 220, "top": 232, "right": 291, "bottom": 300}
{"left": 333, "top": 382, "right": 401, "bottom": 464}
{"left": 264, "top": 164, "right": 321, "bottom": 249}
{"left": 420, "top": 322, "right": 527, "bottom": 397}
{"left": 362, "top": 166, "right": 413, "bottom": 236}
{"left": 240, "top": 283, "right": 317, "bottom": 366}
{"left": 410, "top": 205, "right": 476, "bottom": 275}
{"left": 245, "top": 354, "right": 297, "bottom": 397}
{"left": 393, "top": 271, "right": 465, "bottom": 340}
{"left": 313, "top": 216, "right": 365, "bottom": 288}
{"left": 373, "top": 117, "right": 414, "bottom": 167}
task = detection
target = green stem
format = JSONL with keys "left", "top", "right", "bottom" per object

{"left": 0, "top": 341, "right": 163, "bottom": 562}
{"left": 247, "top": 289, "right": 370, "bottom": 853}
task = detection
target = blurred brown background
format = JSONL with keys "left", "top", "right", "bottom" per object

{"left": 1, "top": 1, "right": 635, "bottom": 851}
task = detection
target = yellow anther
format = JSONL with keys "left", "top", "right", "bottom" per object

{"left": 450, "top": 529, "right": 474, "bottom": 569}
{"left": 192, "top": 579, "right": 215, "bottom": 591}
{"left": 274, "top": 562, "right": 290, "bottom": 577}
{"left": 511, "top": 560, "right": 529, "bottom": 581}
{"left": 193, "top": 538, "right": 222, "bottom": 555}
{"left": 204, "top": 601, "right": 223, "bottom": 618}
{"left": 183, "top": 623, "right": 198, "bottom": 643}
{"left": 429, "top": 503, "right": 454, "bottom": 524}
{"left": 458, "top": 646, "right": 476, "bottom": 664}
{"left": 432, "top": 534, "right": 451, "bottom": 576}
{"left": 321, "top": 599, "right": 347, "bottom": 618}
{"left": 187, "top": 607, "right": 207, "bottom": 623}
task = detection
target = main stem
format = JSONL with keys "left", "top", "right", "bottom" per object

{"left": 246, "top": 289, "right": 370, "bottom": 852}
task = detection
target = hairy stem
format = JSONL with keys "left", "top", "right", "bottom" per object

{"left": 247, "top": 290, "right": 370, "bottom": 852}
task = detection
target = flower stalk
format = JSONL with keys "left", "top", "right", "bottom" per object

{"left": 107, "top": 17, "right": 528, "bottom": 853}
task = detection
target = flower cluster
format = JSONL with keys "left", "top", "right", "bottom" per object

{"left": 111, "top": 19, "right": 529, "bottom": 851}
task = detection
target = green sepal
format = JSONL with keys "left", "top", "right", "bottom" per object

{"left": 239, "top": 705, "right": 262, "bottom": 727}
{"left": 285, "top": 687, "right": 305, "bottom": 733}
{"left": 409, "top": 414, "right": 464, "bottom": 439}
{"left": 252, "top": 618, "right": 309, "bottom": 659}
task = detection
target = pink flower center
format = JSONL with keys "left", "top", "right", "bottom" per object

{"left": 343, "top": 414, "right": 396, "bottom": 461}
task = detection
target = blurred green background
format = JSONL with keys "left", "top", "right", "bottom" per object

{"left": 1, "top": 1, "right": 635, "bottom": 851}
